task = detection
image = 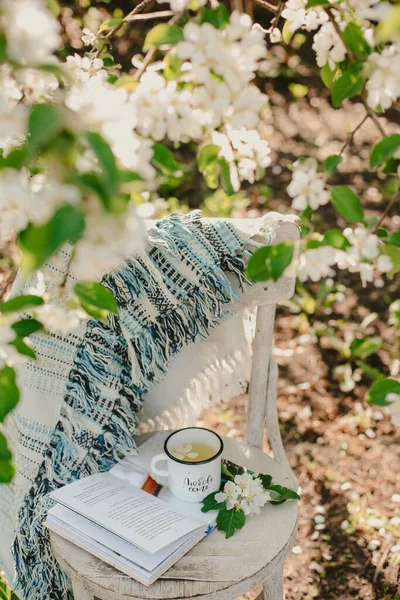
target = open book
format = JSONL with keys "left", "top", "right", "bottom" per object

{"left": 44, "top": 434, "right": 218, "bottom": 585}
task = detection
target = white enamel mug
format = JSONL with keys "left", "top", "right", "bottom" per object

{"left": 150, "top": 427, "right": 223, "bottom": 503}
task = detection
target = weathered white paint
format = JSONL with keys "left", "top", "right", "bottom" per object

{"left": 50, "top": 217, "right": 299, "bottom": 600}
{"left": 247, "top": 304, "right": 276, "bottom": 449}
{"left": 51, "top": 437, "right": 297, "bottom": 600}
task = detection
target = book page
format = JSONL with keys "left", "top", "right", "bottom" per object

{"left": 50, "top": 472, "right": 203, "bottom": 554}
{"left": 47, "top": 504, "right": 199, "bottom": 571}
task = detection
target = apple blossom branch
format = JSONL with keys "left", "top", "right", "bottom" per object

{"left": 324, "top": 6, "right": 386, "bottom": 139}
{"left": 94, "top": 0, "right": 155, "bottom": 58}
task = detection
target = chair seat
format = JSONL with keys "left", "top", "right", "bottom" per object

{"left": 50, "top": 436, "right": 298, "bottom": 600}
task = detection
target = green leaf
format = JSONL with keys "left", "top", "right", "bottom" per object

{"left": 322, "top": 228, "right": 351, "bottom": 250}
{"left": 201, "top": 491, "right": 226, "bottom": 513}
{"left": 0, "top": 33, "right": 7, "bottom": 62}
{"left": 85, "top": 132, "right": 118, "bottom": 193}
{"left": 266, "top": 484, "right": 300, "bottom": 505}
{"left": 370, "top": 134, "right": 400, "bottom": 168}
{"left": 349, "top": 336, "right": 382, "bottom": 359}
{"left": 28, "top": 104, "right": 63, "bottom": 152}
{"left": 0, "top": 295, "right": 44, "bottom": 314}
{"left": 331, "top": 186, "right": 364, "bottom": 222}
{"left": 382, "top": 158, "right": 400, "bottom": 175}
{"left": 306, "top": 0, "right": 330, "bottom": 6}
{"left": 390, "top": 232, "right": 400, "bottom": 247}
{"left": 380, "top": 243, "right": 400, "bottom": 279}
{"left": 376, "top": 228, "right": 388, "bottom": 240}
{"left": 0, "top": 432, "right": 15, "bottom": 483}
{"left": 143, "top": 24, "right": 183, "bottom": 51}
{"left": 342, "top": 22, "right": 371, "bottom": 59}
{"left": 355, "top": 360, "right": 383, "bottom": 381}
{"left": 331, "top": 65, "right": 364, "bottom": 108}
{"left": 77, "top": 172, "right": 109, "bottom": 206}
{"left": 200, "top": 4, "right": 230, "bottom": 28}
{"left": 324, "top": 154, "right": 342, "bottom": 175}
{"left": 99, "top": 18, "right": 123, "bottom": 32}
{"left": 74, "top": 281, "right": 118, "bottom": 321}
{"left": 216, "top": 508, "right": 246, "bottom": 538}
{"left": 18, "top": 205, "right": 85, "bottom": 273}
{"left": 118, "top": 169, "right": 143, "bottom": 183}
{"left": 219, "top": 158, "right": 235, "bottom": 196}
{"left": 10, "top": 338, "right": 36, "bottom": 360}
{"left": 11, "top": 318, "right": 44, "bottom": 337}
{"left": 246, "top": 242, "right": 294, "bottom": 283}
{"left": 0, "top": 366, "right": 19, "bottom": 421}
{"left": 197, "top": 144, "right": 221, "bottom": 173}
{"left": 320, "top": 63, "right": 336, "bottom": 89}
{"left": 366, "top": 378, "right": 400, "bottom": 406}
{"left": 0, "top": 147, "right": 27, "bottom": 169}
{"left": 152, "top": 143, "right": 180, "bottom": 174}
{"left": 258, "top": 473, "right": 273, "bottom": 488}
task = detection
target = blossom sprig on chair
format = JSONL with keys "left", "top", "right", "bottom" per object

{"left": 201, "top": 468, "right": 299, "bottom": 538}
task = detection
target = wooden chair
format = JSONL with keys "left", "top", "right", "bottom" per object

{"left": 50, "top": 219, "right": 299, "bottom": 600}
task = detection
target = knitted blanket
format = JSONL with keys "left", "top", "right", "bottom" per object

{"left": 2, "top": 211, "right": 265, "bottom": 600}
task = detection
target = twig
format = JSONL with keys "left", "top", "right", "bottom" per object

{"left": 134, "top": 10, "right": 183, "bottom": 79}
{"left": 94, "top": 0, "right": 155, "bottom": 57}
{"left": 252, "top": 0, "right": 278, "bottom": 14}
{"left": 363, "top": 101, "right": 386, "bottom": 138}
{"left": 374, "top": 193, "right": 399, "bottom": 231}
{"left": 125, "top": 10, "right": 174, "bottom": 21}
{"left": 324, "top": 7, "right": 355, "bottom": 62}
{"left": 339, "top": 114, "right": 368, "bottom": 155}
{"left": 270, "top": 0, "right": 285, "bottom": 28}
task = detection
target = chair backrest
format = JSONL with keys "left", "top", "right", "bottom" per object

{"left": 245, "top": 220, "right": 299, "bottom": 472}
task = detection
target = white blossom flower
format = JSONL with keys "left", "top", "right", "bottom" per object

{"left": 312, "top": 21, "right": 347, "bottom": 69}
{"left": 81, "top": 27, "right": 96, "bottom": 46}
{"left": 386, "top": 392, "right": 400, "bottom": 426}
{"left": 215, "top": 473, "right": 270, "bottom": 516}
{"left": 170, "top": 444, "right": 199, "bottom": 461}
{"left": 297, "top": 246, "right": 337, "bottom": 282}
{"left": 66, "top": 54, "right": 107, "bottom": 83}
{"left": 269, "top": 28, "right": 282, "bottom": 43}
{"left": 72, "top": 200, "right": 145, "bottom": 280}
{"left": 34, "top": 303, "right": 85, "bottom": 334}
{"left": 343, "top": 226, "right": 379, "bottom": 261}
{"left": 65, "top": 76, "right": 155, "bottom": 180}
{"left": 0, "top": 67, "right": 28, "bottom": 153}
{"left": 366, "top": 44, "right": 400, "bottom": 110}
{"left": 215, "top": 481, "right": 239, "bottom": 510}
{"left": 282, "top": 0, "right": 328, "bottom": 32}
{"left": 156, "top": 0, "right": 206, "bottom": 13}
{"left": 2, "top": 0, "right": 61, "bottom": 65}
{"left": 287, "top": 158, "right": 330, "bottom": 211}
{"left": 0, "top": 168, "right": 32, "bottom": 241}
{"left": 348, "top": 0, "right": 391, "bottom": 23}
{"left": 0, "top": 326, "right": 20, "bottom": 370}
{"left": 376, "top": 254, "right": 393, "bottom": 273}
{"left": 15, "top": 68, "right": 59, "bottom": 104}
{"left": 0, "top": 169, "right": 81, "bottom": 242}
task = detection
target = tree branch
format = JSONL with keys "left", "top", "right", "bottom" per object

{"left": 251, "top": 0, "right": 278, "bottom": 14}
{"left": 134, "top": 10, "right": 183, "bottom": 79}
{"left": 94, "top": 0, "right": 155, "bottom": 57}
{"left": 126, "top": 10, "right": 174, "bottom": 21}
{"left": 375, "top": 194, "right": 399, "bottom": 231}
{"left": 339, "top": 114, "right": 368, "bottom": 155}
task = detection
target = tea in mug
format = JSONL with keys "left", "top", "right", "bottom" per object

{"left": 170, "top": 443, "right": 215, "bottom": 462}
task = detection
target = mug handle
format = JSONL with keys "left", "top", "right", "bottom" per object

{"left": 150, "top": 453, "right": 169, "bottom": 477}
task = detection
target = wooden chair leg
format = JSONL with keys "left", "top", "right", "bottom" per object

{"left": 72, "top": 578, "right": 94, "bottom": 600}
{"left": 262, "top": 564, "right": 284, "bottom": 600}
{"left": 265, "top": 358, "right": 297, "bottom": 487}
